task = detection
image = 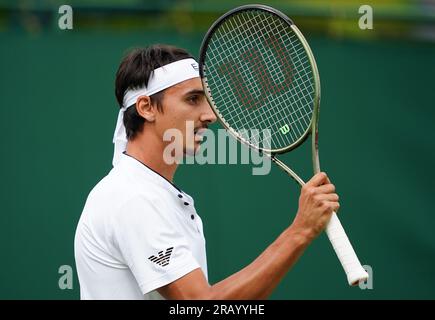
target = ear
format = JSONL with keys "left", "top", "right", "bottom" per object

{"left": 135, "top": 96, "right": 155, "bottom": 122}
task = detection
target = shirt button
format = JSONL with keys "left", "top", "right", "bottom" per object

{"left": 191, "top": 214, "right": 195, "bottom": 220}
{"left": 184, "top": 202, "right": 189, "bottom": 206}
{"left": 178, "top": 194, "right": 183, "bottom": 198}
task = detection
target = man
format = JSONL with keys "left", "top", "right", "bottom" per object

{"left": 74, "top": 44, "right": 340, "bottom": 300}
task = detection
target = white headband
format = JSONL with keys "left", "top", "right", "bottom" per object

{"left": 112, "top": 58, "right": 199, "bottom": 166}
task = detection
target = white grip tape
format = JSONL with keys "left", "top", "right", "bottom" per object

{"left": 325, "top": 213, "right": 369, "bottom": 285}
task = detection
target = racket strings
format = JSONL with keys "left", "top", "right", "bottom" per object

{"left": 203, "top": 9, "right": 316, "bottom": 150}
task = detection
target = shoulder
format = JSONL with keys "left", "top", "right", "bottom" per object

{"left": 85, "top": 165, "right": 162, "bottom": 208}
{"left": 81, "top": 167, "right": 175, "bottom": 227}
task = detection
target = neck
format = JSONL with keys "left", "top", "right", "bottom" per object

{"left": 125, "top": 131, "right": 178, "bottom": 182}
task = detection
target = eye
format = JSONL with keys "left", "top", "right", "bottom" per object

{"left": 186, "top": 95, "right": 200, "bottom": 105}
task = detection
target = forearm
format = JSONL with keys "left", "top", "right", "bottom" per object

{"left": 206, "top": 225, "right": 314, "bottom": 299}
{"left": 158, "top": 173, "right": 337, "bottom": 300}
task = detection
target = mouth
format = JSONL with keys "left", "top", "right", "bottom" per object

{"left": 194, "top": 126, "right": 208, "bottom": 142}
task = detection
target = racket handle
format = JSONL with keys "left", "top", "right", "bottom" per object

{"left": 270, "top": 157, "right": 368, "bottom": 285}
{"left": 325, "top": 212, "right": 368, "bottom": 285}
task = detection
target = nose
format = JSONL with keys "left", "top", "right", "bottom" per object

{"left": 200, "top": 101, "right": 217, "bottom": 124}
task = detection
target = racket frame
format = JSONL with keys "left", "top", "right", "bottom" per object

{"left": 199, "top": 4, "right": 368, "bottom": 286}
{"left": 200, "top": 5, "right": 318, "bottom": 156}
{"left": 200, "top": 5, "right": 321, "bottom": 185}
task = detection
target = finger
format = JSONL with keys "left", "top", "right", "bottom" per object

{"left": 327, "top": 201, "right": 340, "bottom": 213}
{"left": 315, "top": 193, "right": 339, "bottom": 202}
{"left": 306, "top": 172, "right": 328, "bottom": 187}
{"left": 315, "top": 183, "right": 336, "bottom": 194}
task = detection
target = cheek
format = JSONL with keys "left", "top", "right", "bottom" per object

{"left": 155, "top": 111, "right": 179, "bottom": 131}
{"left": 156, "top": 99, "right": 197, "bottom": 136}
{"left": 156, "top": 116, "right": 189, "bottom": 146}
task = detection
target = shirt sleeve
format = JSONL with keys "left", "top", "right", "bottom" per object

{"left": 110, "top": 194, "right": 201, "bottom": 295}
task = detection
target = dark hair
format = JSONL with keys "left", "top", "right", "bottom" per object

{"left": 115, "top": 44, "right": 194, "bottom": 140}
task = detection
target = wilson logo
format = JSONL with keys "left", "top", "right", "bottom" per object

{"left": 148, "top": 247, "right": 174, "bottom": 267}
{"left": 279, "top": 124, "right": 290, "bottom": 135}
{"left": 217, "top": 35, "right": 293, "bottom": 109}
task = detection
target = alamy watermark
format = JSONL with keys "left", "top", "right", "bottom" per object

{"left": 358, "top": 5, "right": 373, "bottom": 30}
{"left": 58, "top": 5, "right": 73, "bottom": 30}
{"left": 58, "top": 263, "right": 373, "bottom": 290}
{"left": 359, "top": 265, "right": 374, "bottom": 290}
{"left": 58, "top": 265, "right": 73, "bottom": 290}
{"left": 162, "top": 121, "right": 272, "bottom": 175}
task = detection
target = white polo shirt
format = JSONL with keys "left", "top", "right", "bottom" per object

{"left": 74, "top": 153, "right": 208, "bottom": 300}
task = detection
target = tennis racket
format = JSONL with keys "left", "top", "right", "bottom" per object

{"left": 199, "top": 4, "right": 368, "bottom": 286}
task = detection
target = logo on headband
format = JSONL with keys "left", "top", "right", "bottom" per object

{"left": 191, "top": 63, "right": 199, "bottom": 71}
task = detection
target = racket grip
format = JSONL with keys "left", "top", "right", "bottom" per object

{"left": 325, "top": 212, "right": 368, "bottom": 286}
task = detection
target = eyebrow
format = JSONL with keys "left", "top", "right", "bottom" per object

{"left": 184, "top": 89, "right": 205, "bottom": 96}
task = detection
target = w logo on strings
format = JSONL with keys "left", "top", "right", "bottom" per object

{"left": 217, "top": 35, "right": 294, "bottom": 109}
{"left": 148, "top": 247, "right": 174, "bottom": 267}
{"left": 279, "top": 124, "right": 290, "bottom": 135}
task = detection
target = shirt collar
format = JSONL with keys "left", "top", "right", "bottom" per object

{"left": 116, "top": 152, "right": 197, "bottom": 214}
{"left": 116, "top": 152, "right": 194, "bottom": 202}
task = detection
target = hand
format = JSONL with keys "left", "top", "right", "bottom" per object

{"left": 291, "top": 172, "right": 340, "bottom": 241}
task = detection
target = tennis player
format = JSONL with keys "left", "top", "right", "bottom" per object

{"left": 74, "top": 44, "right": 340, "bottom": 300}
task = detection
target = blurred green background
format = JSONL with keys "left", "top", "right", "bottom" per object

{"left": 0, "top": 0, "right": 434, "bottom": 299}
